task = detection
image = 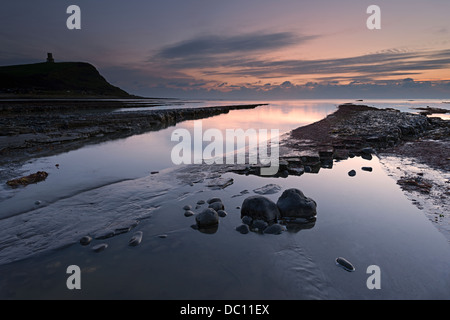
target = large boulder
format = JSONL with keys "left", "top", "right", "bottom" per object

{"left": 276, "top": 188, "right": 317, "bottom": 219}
{"left": 241, "top": 195, "right": 280, "bottom": 223}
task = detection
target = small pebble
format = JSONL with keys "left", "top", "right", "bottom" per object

{"left": 183, "top": 205, "right": 192, "bottom": 211}
{"left": 217, "top": 210, "right": 227, "bottom": 218}
{"left": 348, "top": 170, "right": 356, "bottom": 177}
{"left": 92, "top": 243, "right": 108, "bottom": 253}
{"left": 129, "top": 231, "right": 143, "bottom": 247}
{"left": 184, "top": 210, "right": 195, "bottom": 217}
{"left": 79, "top": 236, "right": 92, "bottom": 246}
{"left": 361, "top": 167, "right": 373, "bottom": 172}
{"left": 336, "top": 257, "right": 355, "bottom": 272}
{"left": 94, "top": 230, "right": 115, "bottom": 240}
{"left": 236, "top": 224, "right": 250, "bottom": 234}
{"left": 207, "top": 197, "right": 222, "bottom": 204}
{"left": 197, "top": 200, "right": 205, "bottom": 205}
{"left": 242, "top": 215, "right": 253, "bottom": 226}
{"left": 263, "top": 223, "right": 285, "bottom": 235}
{"left": 34, "top": 200, "right": 41, "bottom": 205}
{"left": 208, "top": 201, "right": 224, "bottom": 211}
{"left": 252, "top": 219, "right": 268, "bottom": 231}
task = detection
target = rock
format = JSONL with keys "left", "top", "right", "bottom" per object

{"left": 361, "top": 147, "right": 376, "bottom": 154}
{"left": 207, "top": 197, "right": 222, "bottom": 204}
{"left": 207, "top": 177, "right": 234, "bottom": 189}
{"left": 94, "top": 229, "right": 115, "bottom": 240}
{"left": 197, "top": 200, "right": 206, "bottom": 205}
{"left": 251, "top": 219, "right": 268, "bottom": 232}
{"left": 242, "top": 215, "right": 253, "bottom": 226}
{"left": 183, "top": 205, "right": 192, "bottom": 210}
{"left": 112, "top": 220, "right": 139, "bottom": 235}
{"left": 236, "top": 224, "right": 250, "bottom": 234}
{"left": 263, "top": 223, "right": 285, "bottom": 235}
{"left": 129, "top": 231, "right": 143, "bottom": 247}
{"left": 208, "top": 201, "right": 224, "bottom": 211}
{"left": 195, "top": 208, "right": 219, "bottom": 228}
{"left": 34, "top": 200, "right": 42, "bottom": 205}
{"left": 276, "top": 188, "right": 317, "bottom": 219}
{"left": 232, "top": 190, "right": 250, "bottom": 198}
{"left": 92, "top": 243, "right": 108, "bottom": 253}
{"left": 241, "top": 195, "right": 280, "bottom": 223}
{"left": 348, "top": 170, "right": 356, "bottom": 177}
{"left": 79, "top": 236, "right": 92, "bottom": 246}
{"left": 335, "top": 257, "right": 355, "bottom": 272}
{"left": 361, "top": 167, "right": 373, "bottom": 172}
{"left": 217, "top": 210, "right": 227, "bottom": 218}
{"left": 253, "top": 184, "right": 282, "bottom": 195}
{"left": 184, "top": 210, "right": 195, "bottom": 217}
{"left": 7, "top": 171, "right": 49, "bottom": 188}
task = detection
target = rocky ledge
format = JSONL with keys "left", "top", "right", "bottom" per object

{"left": 0, "top": 102, "right": 266, "bottom": 167}
{"left": 232, "top": 104, "right": 449, "bottom": 177}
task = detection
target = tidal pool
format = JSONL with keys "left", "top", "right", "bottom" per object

{"left": 0, "top": 99, "right": 449, "bottom": 299}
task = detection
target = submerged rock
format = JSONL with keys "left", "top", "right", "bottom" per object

{"left": 253, "top": 184, "right": 282, "bottom": 195}
{"left": 92, "top": 243, "right": 108, "bottom": 253}
{"left": 129, "top": 231, "right": 143, "bottom": 247}
{"left": 195, "top": 208, "right": 219, "bottom": 228}
{"left": 207, "top": 177, "right": 234, "bottom": 189}
{"left": 208, "top": 201, "right": 224, "bottom": 211}
{"left": 94, "top": 229, "right": 115, "bottom": 240}
{"left": 335, "top": 257, "right": 355, "bottom": 272}
{"left": 263, "top": 223, "right": 285, "bottom": 235}
{"left": 241, "top": 215, "right": 253, "bottom": 226}
{"left": 79, "top": 236, "right": 93, "bottom": 246}
{"left": 6, "top": 171, "right": 49, "bottom": 188}
{"left": 184, "top": 210, "right": 195, "bottom": 217}
{"left": 276, "top": 188, "right": 317, "bottom": 219}
{"left": 217, "top": 210, "right": 227, "bottom": 218}
{"left": 241, "top": 195, "right": 280, "bottom": 223}
{"left": 236, "top": 224, "right": 250, "bottom": 234}
{"left": 251, "top": 219, "right": 268, "bottom": 232}
{"left": 207, "top": 197, "right": 222, "bottom": 204}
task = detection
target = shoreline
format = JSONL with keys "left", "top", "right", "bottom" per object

{"left": 0, "top": 101, "right": 267, "bottom": 169}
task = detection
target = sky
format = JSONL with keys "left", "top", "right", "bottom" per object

{"left": 1, "top": 0, "right": 450, "bottom": 99}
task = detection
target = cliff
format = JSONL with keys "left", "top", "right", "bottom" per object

{"left": 0, "top": 61, "right": 134, "bottom": 98}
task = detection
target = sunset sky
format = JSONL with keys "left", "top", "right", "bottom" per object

{"left": 1, "top": 0, "right": 450, "bottom": 98}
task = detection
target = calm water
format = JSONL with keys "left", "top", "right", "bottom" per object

{"left": 0, "top": 99, "right": 449, "bottom": 299}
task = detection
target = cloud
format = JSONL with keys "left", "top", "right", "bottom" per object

{"left": 149, "top": 31, "right": 450, "bottom": 84}
{"left": 155, "top": 32, "right": 312, "bottom": 59}
{"left": 197, "top": 49, "right": 450, "bottom": 80}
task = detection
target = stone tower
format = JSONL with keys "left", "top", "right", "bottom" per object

{"left": 46, "top": 53, "right": 54, "bottom": 63}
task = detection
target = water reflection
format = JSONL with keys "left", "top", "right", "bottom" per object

{"left": 191, "top": 224, "right": 219, "bottom": 234}
{"left": 283, "top": 217, "right": 317, "bottom": 233}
